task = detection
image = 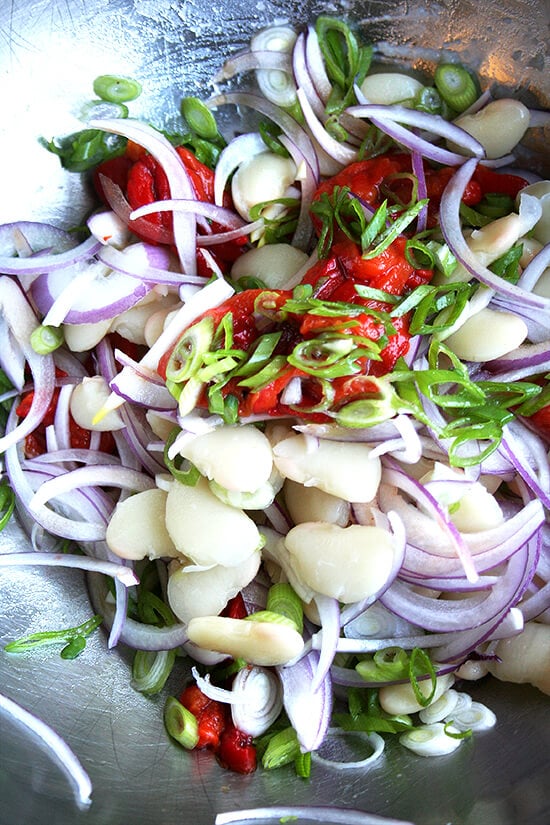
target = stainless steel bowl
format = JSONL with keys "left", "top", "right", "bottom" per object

{"left": 1, "top": 2, "right": 549, "bottom": 824}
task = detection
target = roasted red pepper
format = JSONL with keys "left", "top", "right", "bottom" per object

{"left": 179, "top": 684, "right": 226, "bottom": 750}
{"left": 217, "top": 721, "right": 257, "bottom": 774}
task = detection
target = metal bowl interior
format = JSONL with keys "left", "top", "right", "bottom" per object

{"left": 1, "top": 2, "right": 549, "bottom": 824}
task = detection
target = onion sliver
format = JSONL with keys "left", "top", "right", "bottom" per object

{"left": 0, "top": 235, "right": 101, "bottom": 275}
{"left": 311, "top": 728, "right": 385, "bottom": 770}
{"left": 277, "top": 649, "right": 332, "bottom": 752}
{"left": 0, "top": 692, "right": 92, "bottom": 810}
{"left": 89, "top": 118, "right": 198, "bottom": 276}
{"left": 0, "top": 551, "right": 137, "bottom": 586}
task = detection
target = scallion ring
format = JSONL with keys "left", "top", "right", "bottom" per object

{"left": 93, "top": 74, "right": 142, "bottom": 103}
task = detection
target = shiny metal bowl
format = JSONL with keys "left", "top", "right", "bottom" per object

{"left": 1, "top": 2, "right": 549, "bottom": 824}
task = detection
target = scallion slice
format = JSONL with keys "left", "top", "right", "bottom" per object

{"left": 164, "top": 696, "right": 199, "bottom": 749}
{"left": 93, "top": 74, "right": 142, "bottom": 103}
{"left": 434, "top": 63, "right": 479, "bottom": 112}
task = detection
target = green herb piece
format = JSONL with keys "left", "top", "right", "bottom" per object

{"left": 4, "top": 614, "right": 103, "bottom": 658}
{"left": 164, "top": 696, "right": 199, "bottom": 749}
{"left": 40, "top": 129, "right": 127, "bottom": 172}
{"left": 259, "top": 120, "right": 291, "bottom": 157}
{"left": 0, "top": 480, "right": 15, "bottom": 532}
{"left": 261, "top": 726, "right": 301, "bottom": 770}
{"left": 315, "top": 16, "right": 373, "bottom": 119}
{"left": 408, "top": 648, "right": 437, "bottom": 707}
{"left": 477, "top": 192, "right": 515, "bottom": 219}
{"left": 489, "top": 242, "right": 523, "bottom": 284}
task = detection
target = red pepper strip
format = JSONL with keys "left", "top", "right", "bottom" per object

{"left": 527, "top": 405, "right": 550, "bottom": 439}
{"left": 179, "top": 684, "right": 226, "bottom": 750}
{"left": 222, "top": 593, "right": 248, "bottom": 619}
{"left": 472, "top": 165, "right": 529, "bottom": 198}
{"left": 217, "top": 721, "right": 257, "bottom": 774}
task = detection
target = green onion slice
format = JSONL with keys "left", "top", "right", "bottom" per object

{"left": 434, "top": 63, "right": 479, "bottom": 112}
{"left": 93, "top": 74, "right": 142, "bottom": 103}
{"left": 164, "top": 696, "right": 199, "bottom": 749}
{"left": 132, "top": 649, "right": 177, "bottom": 695}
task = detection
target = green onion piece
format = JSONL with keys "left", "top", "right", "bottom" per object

{"left": 30, "top": 324, "right": 64, "bottom": 355}
{"left": 408, "top": 648, "right": 437, "bottom": 707}
{"left": 164, "top": 696, "right": 199, "bottom": 749}
{"left": 259, "top": 121, "right": 290, "bottom": 157}
{"left": 332, "top": 377, "right": 399, "bottom": 428}
{"left": 237, "top": 356, "right": 288, "bottom": 391}
{"left": 459, "top": 202, "right": 494, "bottom": 228}
{"left": 4, "top": 614, "right": 102, "bottom": 657}
{"left": 333, "top": 712, "right": 413, "bottom": 735}
{"left": 294, "top": 749, "right": 311, "bottom": 778}
{"left": 93, "top": 74, "right": 142, "bottom": 103}
{"left": 477, "top": 192, "right": 515, "bottom": 218}
{"left": 0, "top": 481, "right": 15, "bottom": 531}
{"left": 181, "top": 96, "right": 221, "bottom": 141}
{"left": 414, "top": 86, "right": 443, "bottom": 114}
{"left": 352, "top": 284, "right": 400, "bottom": 304}
{"left": 132, "top": 649, "right": 177, "bottom": 695}
{"left": 489, "top": 242, "right": 523, "bottom": 284}
{"left": 165, "top": 316, "right": 214, "bottom": 383}
{"left": 434, "top": 63, "right": 479, "bottom": 112}
{"left": 266, "top": 583, "right": 304, "bottom": 634}
{"left": 356, "top": 646, "right": 410, "bottom": 682}
{"left": 137, "top": 590, "right": 176, "bottom": 627}
{"left": 404, "top": 239, "right": 436, "bottom": 270}
{"left": 40, "top": 129, "right": 127, "bottom": 172}
{"left": 443, "top": 721, "right": 473, "bottom": 740}
{"left": 244, "top": 610, "right": 298, "bottom": 629}
{"left": 163, "top": 426, "right": 201, "bottom": 486}
{"left": 261, "top": 726, "right": 301, "bottom": 769}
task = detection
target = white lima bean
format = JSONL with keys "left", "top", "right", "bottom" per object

{"left": 378, "top": 672, "right": 455, "bottom": 715}
{"left": 360, "top": 72, "right": 423, "bottom": 104}
{"left": 110, "top": 291, "right": 180, "bottom": 345}
{"left": 284, "top": 479, "right": 350, "bottom": 527}
{"left": 450, "top": 98, "right": 530, "bottom": 159}
{"left": 70, "top": 376, "right": 125, "bottom": 432}
{"left": 284, "top": 522, "right": 395, "bottom": 603}
{"left": 231, "top": 151, "right": 297, "bottom": 220}
{"left": 106, "top": 488, "right": 179, "bottom": 560}
{"left": 421, "top": 463, "right": 504, "bottom": 532}
{"left": 63, "top": 319, "right": 112, "bottom": 352}
{"left": 273, "top": 434, "right": 381, "bottom": 502}
{"left": 230, "top": 243, "right": 309, "bottom": 290}
{"left": 187, "top": 615, "right": 304, "bottom": 666}
{"left": 486, "top": 621, "right": 550, "bottom": 695}
{"left": 444, "top": 307, "right": 527, "bottom": 362}
{"left": 177, "top": 424, "right": 273, "bottom": 493}
{"left": 167, "top": 551, "right": 260, "bottom": 623}
{"left": 165, "top": 477, "right": 262, "bottom": 567}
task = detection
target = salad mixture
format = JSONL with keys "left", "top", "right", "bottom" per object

{"left": 1, "top": 14, "right": 550, "bottom": 814}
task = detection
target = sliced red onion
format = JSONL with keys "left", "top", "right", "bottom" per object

{"left": 481, "top": 339, "right": 550, "bottom": 382}
{"left": 0, "top": 317, "right": 26, "bottom": 391}
{"left": 0, "top": 221, "right": 76, "bottom": 257}
{"left": 277, "top": 649, "right": 332, "bottom": 752}
{"left": 230, "top": 666, "right": 284, "bottom": 737}
{"left": 0, "top": 234, "right": 101, "bottom": 275}
{"left": 89, "top": 118, "right": 197, "bottom": 276}
{"left": 348, "top": 101, "right": 486, "bottom": 159}
{"left": 440, "top": 160, "right": 549, "bottom": 308}
{"left": 382, "top": 465, "right": 478, "bottom": 583}
{"left": 0, "top": 692, "right": 92, "bottom": 810}
{"left": 96, "top": 243, "right": 206, "bottom": 287}
{"left": 208, "top": 92, "right": 319, "bottom": 179}
{"left": 99, "top": 175, "right": 174, "bottom": 245}
{"left": 28, "top": 465, "right": 155, "bottom": 541}
{"left": 278, "top": 133, "right": 317, "bottom": 249}
{"left": 517, "top": 242, "right": 550, "bottom": 291}
{"left": 214, "top": 132, "right": 267, "bottom": 206}
{"left": 304, "top": 25, "right": 332, "bottom": 102}
{"left": 215, "top": 49, "right": 292, "bottom": 81}
{"left": 500, "top": 421, "right": 550, "bottom": 508}
{"left": 311, "top": 728, "right": 385, "bottom": 770}
{"left": 520, "top": 579, "right": 550, "bottom": 621}
{"left": 130, "top": 197, "right": 247, "bottom": 230}
{"left": 292, "top": 32, "right": 326, "bottom": 119}
{"left": 110, "top": 351, "right": 176, "bottom": 411}
{"left": 411, "top": 151, "right": 428, "bottom": 233}
{"left": 296, "top": 88, "right": 358, "bottom": 166}
{"left": 309, "top": 594, "right": 341, "bottom": 693}
{"left": 215, "top": 807, "right": 414, "bottom": 825}
{"left": 0, "top": 551, "right": 138, "bottom": 586}
{"left": 0, "top": 279, "right": 56, "bottom": 454}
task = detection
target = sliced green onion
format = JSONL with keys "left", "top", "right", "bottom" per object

{"left": 60, "top": 636, "right": 87, "bottom": 660}
{"left": 333, "top": 712, "right": 413, "bottom": 735}
{"left": 477, "top": 192, "right": 515, "bottom": 218}
{"left": 30, "top": 324, "right": 65, "bottom": 355}
{"left": 408, "top": 648, "right": 437, "bottom": 707}
{"left": 237, "top": 356, "right": 288, "bottom": 391}
{"left": 356, "top": 646, "right": 410, "bottom": 682}
{"left": 404, "top": 239, "right": 436, "bottom": 270}
{"left": 40, "top": 129, "right": 127, "bottom": 172}
{"left": 259, "top": 121, "right": 291, "bottom": 157}
{"left": 181, "top": 96, "right": 221, "bottom": 141}
{"left": 414, "top": 86, "right": 443, "bottom": 114}
{"left": 163, "top": 427, "right": 201, "bottom": 486}
{"left": 132, "top": 649, "right": 177, "bottom": 695}
{"left": 137, "top": 590, "right": 176, "bottom": 627}
{"left": 165, "top": 316, "right": 214, "bottom": 383}
{"left": 294, "top": 750, "right": 311, "bottom": 778}
{"left": 164, "top": 696, "right": 199, "bottom": 749}
{"left": 434, "top": 63, "right": 479, "bottom": 112}
{"left": 261, "top": 726, "right": 301, "bottom": 769}
{"left": 0, "top": 481, "right": 15, "bottom": 531}
{"left": 266, "top": 583, "right": 304, "bottom": 634}
{"left": 80, "top": 100, "right": 129, "bottom": 120}
{"left": 244, "top": 610, "right": 298, "bottom": 629}
{"left": 4, "top": 615, "right": 102, "bottom": 657}
{"left": 399, "top": 722, "right": 463, "bottom": 755}
{"left": 93, "top": 74, "right": 142, "bottom": 103}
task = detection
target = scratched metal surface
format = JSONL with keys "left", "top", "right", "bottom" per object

{"left": 0, "top": 1, "right": 549, "bottom": 824}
